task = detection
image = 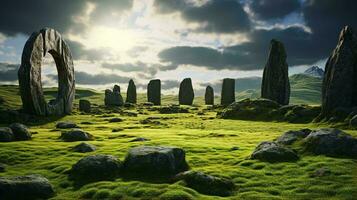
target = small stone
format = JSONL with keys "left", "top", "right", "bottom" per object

{"left": 0, "top": 127, "right": 14, "bottom": 142}
{"left": 147, "top": 79, "right": 161, "bottom": 105}
{"left": 310, "top": 167, "right": 331, "bottom": 177}
{"left": 112, "top": 128, "right": 124, "bottom": 132}
{"left": 122, "top": 146, "right": 189, "bottom": 178}
{"left": 109, "top": 117, "right": 123, "bottom": 123}
{"left": 175, "top": 171, "right": 235, "bottom": 197}
{"left": 0, "top": 174, "right": 55, "bottom": 199}
{"left": 9, "top": 123, "right": 31, "bottom": 141}
{"left": 179, "top": 78, "right": 194, "bottom": 105}
{"left": 0, "top": 163, "right": 5, "bottom": 172}
{"left": 126, "top": 79, "right": 137, "bottom": 104}
{"left": 79, "top": 99, "right": 91, "bottom": 113}
{"left": 230, "top": 146, "right": 240, "bottom": 151}
{"left": 251, "top": 141, "right": 299, "bottom": 162}
{"left": 261, "top": 39, "right": 290, "bottom": 105}
{"left": 56, "top": 121, "right": 78, "bottom": 129}
{"left": 69, "top": 155, "right": 122, "bottom": 184}
{"left": 130, "top": 137, "right": 150, "bottom": 142}
{"left": 221, "top": 78, "right": 235, "bottom": 105}
{"left": 205, "top": 86, "right": 214, "bottom": 105}
{"left": 60, "top": 129, "right": 93, "bottom": 142}
{"left": 113, "top": 84, "right": 121, "bottom": 93}
{"left": 72, "top": 142, "right": 97, "bottom": 153}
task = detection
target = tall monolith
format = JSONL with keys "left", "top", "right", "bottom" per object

{"left": 261, "top": 39, "right": 290, "bottom": 105}
{"left": 221, "top": 78, "right": 235, "bottom": 105}
{"left": 205, "top": 86, "right": 214, "bottom": 105}
{"left": 179, "top": 78, "right": 194, "bottom": 105}
{"left": 147, "top": 79, "right": 161, "bottom": 105}
{"left": 126, "top": 79, "right": 137, "bottom": 104}
{"left": 18, "top": 28, "right": 75, "bottom": 116}
{"left": 320, "top": 26, "right": 357, "bottom": 119}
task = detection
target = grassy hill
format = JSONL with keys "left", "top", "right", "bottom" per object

{"left": 0, "top": 74, "right": 322, "bottom": 111}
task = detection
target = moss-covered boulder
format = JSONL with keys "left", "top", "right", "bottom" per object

{"left": 175, "top": 171, "right": 235, "bottom": 197}
{"left": 251, "top": 141, "right": 299, "bottom": 162}
{"left": 69, "top": 155, "right": 122, "bottom": 184}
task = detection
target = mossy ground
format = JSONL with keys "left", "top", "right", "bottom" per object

{"left": 0, "top": 85, "right": 356, "bottom": 199}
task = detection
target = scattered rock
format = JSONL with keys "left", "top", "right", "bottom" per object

{"left": 124, "top": 102, "right": 135, "bottom": 108}
{"left": 126, "top": 79, "right": 137, "bottom": 104}
{"left": 158, "top": 105, "right": 189, "bottom": 114}
{"left": 130, "top": 137, "right": 150, "bottom": 142}
{"left": 9, "top": 123, "right": 31, "bottom": 141}
{"left": 79, "top": 99, "right": 91, "bottom": 113}
{"left": 261, "top": 39, "right": 290, "bottom": 105}
{"left": 60, "top": 129, "right": 93, "bottom": 142}
{"left": 123, "top": 146, "right": 189, "bottom": 178}
{"left": 205, "top": 86, "right": 214, "bottom": 105}
{"left": 230, "top": 146, "right": 240, "bottom": 151}
{"left": 109, "top": 117, "right": 123, "bottom": 123}
{"left": 122, "top": 111, "right": 138, "bottom": 117}
{"left": 175, "top": 171, "right": 235, "bottom": 197}
{"left": 251, "top": 141, "right": 299, "bottom": 162}
{"left": 218, "top": 98, "right": 280, "bottom": 120}
{"left": 319, "top": 26, "right": 357, "bottom": 119}
{"left": 148, "top": 79, "right": 161, "bottom": 105}
{"left": 0, "top": 127, "right": 14, "bottom": 142}
{"left": 221, "top": 78, "right": 235, "bottom": 106}
{"left": 140, "top": 119, "right": 161, "bottom": 125}
{"left": 276, "top": 129, "right": 311, "bottom": 145}
{"left": 143, "top": 102, "right": 154, "bottom": 106}
{"left": 0, "top": 174, "right": 55, "bottom": 200}
{"left": 112, "top": 128, "right": 124, "bottom": 132}
{"left": 56, "top": 121, "right": 78, "bottom": 129}
{"left": 302, "top": 128, "right": 357, "bottom": 158}
{"left": 18, "top": 28, "right": 75, "bottom": 116}
{"left": 179, "top": 78, "right": 194, "bottom": 105}
{"left": 281, "top": 105, "right": 321, "bottom": 123}
{"left": 80, "top": 121, "right": 93, "bottom": 125}
{"left": 69, "top": 155, "right": 122, "bottom": 184}
{"left": 310, "top": 167, "right": 331, "bottom": 178}
{"left": 72, "top": 142, "right": 97, "bottom": 153}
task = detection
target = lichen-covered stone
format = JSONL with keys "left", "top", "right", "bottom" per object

{"left": 0, "top": 127, "right": 14, "bottom": 142}
{"left": 9, "top": 123, "right": 31, "bottom": 141}
{"left": 261, "top": 39, "right": 290, "bottom": 105}
{"left": 251, "top": 141, "right": 299, "bottom": 162}
{"left": 179, "top": 78, "right": 194, "bottom": 105}
{"left": 147, "top": 79, "right": 161, "bottom": 105}
{"left": 320, "top": 26, "right": 357, "bottom": 119}
{"left": 126, "top": 79, "right": 137, "bottom": 104}
{"left": 205, "top": 86, "right": 214, "bottom": 105}
{"left": 221, "top": 78, "right": 235, "bottom": 105}
{"left": 18, "top": 28, "right": 75, "bottom": 116}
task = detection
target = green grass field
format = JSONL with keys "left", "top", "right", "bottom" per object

{"left": 1, "top": 84, "right": 356, "bottom": 200}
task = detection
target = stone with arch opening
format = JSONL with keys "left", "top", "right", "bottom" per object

{"left": 18, "top": 28, "right": 75, "bottom": 116}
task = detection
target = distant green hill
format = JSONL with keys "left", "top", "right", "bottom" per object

{"left": 0, "top": 74, "right": 321, "bottom": 110}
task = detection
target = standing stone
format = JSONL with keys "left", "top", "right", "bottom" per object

{"left": 104, "top": 89, "right": 123, "bottom": 106}
{"left": 221, "top": 78, "right": 235, "bottom": 105}
{"left": 205, "top": 86, "right": 214, "bottom": 105}
{"left": 126, "top": 79, "right": 137, "bottom": 104}
{"left": 320, "top": 26, "right": 357, "bottom": 119}
{"left": 18, "top": 28, "right": 75, "bottom": 116}
{"left": 261, "top": 39, "right": 290, "bottom": 105}
{"left": 113, "top": 85, "right": 120, "bottom": 94}
{"left": 79, "top": 99, "right": 91, "bottom": 113}
{"left": 147, "top": 79, "right": 161, "bottom": 105}
{"left": 179, "top": 78, "right": 194, "bottom": 105}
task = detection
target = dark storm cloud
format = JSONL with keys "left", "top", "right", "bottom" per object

{"left": 0, "top": 63, "right": 19, "bottom": 82}
{"left": 159, "top": 26, "right": 318, "bottom": 70}
{"left": 162, "top": 80, "right": 180, "bottom": 90}
{"left": 66, "top": 40, "right": 109, "bottom": 61}
{"left": 249, "top": 0, "right": 301, "bottom": 20}
{"left": 0, "top": 0, "right": 133, "bottom": 36}
{"left": 302, "top": 0, "right": 357, "bottom": 58}
{"left": 48, "top": 71, "right": 130, "bottom": 85}
{"left": 154, "top": 0, "right": 251, "bottom": 33}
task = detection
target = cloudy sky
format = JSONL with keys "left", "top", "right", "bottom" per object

{"left": 0, "top": 0, "right": 355, "bottom": 94}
